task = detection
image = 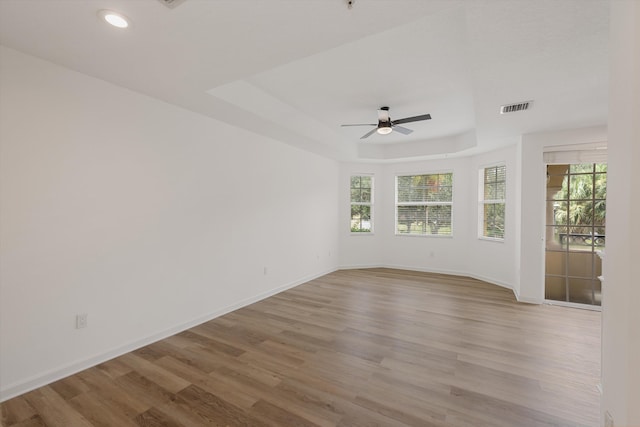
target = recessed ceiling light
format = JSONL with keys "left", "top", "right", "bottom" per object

{"left": 98, "top": 10, "right": 130, "bottom": 29}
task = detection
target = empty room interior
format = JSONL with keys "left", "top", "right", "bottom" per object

{"left": 0, "top": 1, "right": 639, "bottom": 426}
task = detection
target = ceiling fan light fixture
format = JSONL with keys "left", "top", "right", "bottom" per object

{"left": 376, "top": 120, "right": 393, "bottom": 135}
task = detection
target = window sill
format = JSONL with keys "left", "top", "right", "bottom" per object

{"left": 478, "top": 236, "right": 505, "bottom": 243}
{"left": 394, "top": 233, "right": 453, "bottom": 238}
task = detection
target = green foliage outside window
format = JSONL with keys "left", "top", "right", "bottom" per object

{"left": 551, "top": 163, "right": 606, "bottom": 240}
{"left": 351, "top": 176, "right": 372, "bottom": 232}
{"left": 396, "top": 173, "right": 453, "bottom": 235}
{"left": 482, "top": 165, "right": 506, "bottom": 239}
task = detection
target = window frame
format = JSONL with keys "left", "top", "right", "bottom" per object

{"left": 395, "top": 171, "right": 454, "bottom": 237}
{"left": 350, "top": 174, "right": 374, "bottom": 234}
{"left": 478, "top": 164, "right": 506, "bottom": 241}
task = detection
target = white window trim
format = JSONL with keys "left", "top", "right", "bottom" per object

{"left": 394, "top": 171, "right": 454, "bottom": 237}
{"left": 350, "top": 174, "right": 374, "bottom": 235}
{"left": 478, "top": 163, "right": 506, "bottom": 241}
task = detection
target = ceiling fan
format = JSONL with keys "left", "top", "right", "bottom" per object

{"left": 341, "top": 106, "right": 432, "bottom": 139}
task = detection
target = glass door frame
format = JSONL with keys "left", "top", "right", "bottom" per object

{"left": 544, "top": 162, "right": 606, "bottom": 309}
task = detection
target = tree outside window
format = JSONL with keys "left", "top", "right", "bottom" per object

{"left": 551, "top": 163, "right": 606, "bottom": 249}
{"left": 396, "top": 173, "right": 453, "bottom": 236}
{"left": 350, "top": 176, "right": 373, "bottom": 233}
{"left": 480, "top": 165, "right": 506, "bottom": 239}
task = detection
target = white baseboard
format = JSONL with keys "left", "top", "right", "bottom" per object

{"left": 340, "top": 263, "right": 463, "bottom": 277}
{"left": 0, "top": 267, "right": 336, "bottom": 402}
{"left": 337, "top": 263, "right": 386, "bottom": 270}
{"left": 467, "top": 273, "right": 512, "bottom": 291}
{"left": 339, "top": 263, "right": 538, "bottom": 305}
{"left": 512, "top": 288, "right": 544, "bottom": 304}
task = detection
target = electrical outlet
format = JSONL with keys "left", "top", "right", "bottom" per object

{"left": 263, "top": 267, "right": 268, "bottom": 275}
{"left": 76, "top": 313, "right": 88, "bottom": 329}
{"left": 604, "top": 411, "right": 614, "bottom": 427}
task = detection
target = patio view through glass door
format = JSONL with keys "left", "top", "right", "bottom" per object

{"left": 545, "top": 163, "right": 607, "bottom": 306}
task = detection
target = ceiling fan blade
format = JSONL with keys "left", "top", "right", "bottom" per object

{"left": 341, "top": 123, "right": 376, "bottom": 127}
{"left": 360, "top": 128, "right": 379, "bottom": 139}
{"left": 392, "top": 113, "right": 432, "bottom": 125}
{"left": 393, "top": 125, "right": 413, "bottom": 135}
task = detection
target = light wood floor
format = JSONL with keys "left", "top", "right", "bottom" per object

{"left": 1, "top": 268, "right": 601, "bottom": 427}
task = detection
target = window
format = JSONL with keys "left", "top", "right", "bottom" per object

{"left": 350, "top": 175, "right": 373, "bottom": 232}
{"left": 479, "top": 165, "right": 506, "bottom": 239}
{"left": 395, "top": 173, "right": 453, "bottom": 236}
{"left": 544, "top": 163, "right": 606, "bottom": 306}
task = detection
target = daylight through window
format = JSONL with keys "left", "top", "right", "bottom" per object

{"left": 480, "top": 165, "right": 506, "bottom": 239}
{"left": 395, "top": 173, "right": 453, "bottom": 236}
{"left": 350, "top": 176, "right": 373, "bottom": 233}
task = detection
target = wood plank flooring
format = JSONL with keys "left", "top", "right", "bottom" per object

{"left": 1, "top": 268, "right": 601, "bottom": 427}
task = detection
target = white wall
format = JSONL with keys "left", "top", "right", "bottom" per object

{"left": 466, "top": 146, "right": 518, "bottom": 289}
{"left": 379, "top": 157, "right": 473, "bottom": 275}
{"left": 601, "top": 1, "right": 640, "bottom": 425}
{"left": 0, "top": 46, "right": 339, "bottom": 400}
{"left": 339, "top": 146, "right": 519, "bottom": 290}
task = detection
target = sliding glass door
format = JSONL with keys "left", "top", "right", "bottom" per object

{"left": 544, "top": 163, "right": 606, "bottom": 306}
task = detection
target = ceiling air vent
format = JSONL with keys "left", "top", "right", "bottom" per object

{"left": 157, "top": 0, "right": 188, "bottom": 9}
{"left": 500, "top": 101, "right": 533, "bottom": 114}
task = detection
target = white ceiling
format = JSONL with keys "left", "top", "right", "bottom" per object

{"left": 0, "top": 0, "right": 610, "bottom": 162}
